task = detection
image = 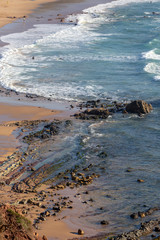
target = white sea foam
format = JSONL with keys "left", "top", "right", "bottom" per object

{"left": 84, "top": 0, "right": 160, "bottom": 15}
{"left": 1, "top": 24, "right": 66, "bottom": 48}
{"left": 142, "top": 49, "right": 160, "bottom": 60}
{"left": 66, "top": 0, "right": 159, "bottom": 27}
{"left": 143, "top": 48, "right": 160, "bottom": 80}
{"left": 0, "top": 15, "right": 136, "bottom": 101}
{"left": 82, "top": 136, "right": 91, "bottom": 144}
{"left": 144, "top": 62, "right": 160, "bottom": 79}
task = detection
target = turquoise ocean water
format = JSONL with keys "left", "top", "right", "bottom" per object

{"left": 0, "top": 0, "right": 160, "bottom": 237}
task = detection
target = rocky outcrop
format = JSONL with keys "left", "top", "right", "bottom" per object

{"left": 74, "top": 108, "right": 110, "bottom": 120}
{"left": 112, "top": 219, "right": 160, "bottom": 240}
{"left": 74, "top": 99, "right": 153, "bottom": 121}
{"left": 126, "top": 100, "right": 152, "bottom": 115}
{"left": 130, "top": 207, "right": 159, "bottom": 220}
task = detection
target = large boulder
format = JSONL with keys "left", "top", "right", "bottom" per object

{"left": 126, "top": 100, "right": 152, "bottom": 114}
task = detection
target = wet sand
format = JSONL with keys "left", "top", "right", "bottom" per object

{"left": 0, "top": 124, "right": 18, "bottom": 162}
{"left": 0, "top": 102, "right": 62, "bottom": 162}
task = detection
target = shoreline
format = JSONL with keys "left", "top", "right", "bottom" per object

{"left": 0, "top": 0, "right": 113, "bottom": 42}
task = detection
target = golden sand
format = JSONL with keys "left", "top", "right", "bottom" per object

{"left": 0, "top": 0, "right": 57, "bottom": 27}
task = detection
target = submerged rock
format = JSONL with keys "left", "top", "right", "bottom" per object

{"left": 126, "top": 100, "right": 152, "bottom": 115}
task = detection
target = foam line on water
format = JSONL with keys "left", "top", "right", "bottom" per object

{"left": 144, "top": 62, "right": 160, "bottom": 79}
{"left": 84, "top": 0, "right": 160, "bottom": 14}
{"left": 142, "top": 49, "right": 160, "bottom": 60}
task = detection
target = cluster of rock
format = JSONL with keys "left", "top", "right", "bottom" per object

{"left": 130, "top": 207, "right": 159, "bottom": 219}
{"left": 50, "top": 166, "right": 100, "bottom": 191}
{"left": 74, "top": 108, "right": 110, "bottom": 120}
{"left": 34, "top": 196, "right": 73, "bottom": 225}
{"left": 6, "top": 120, "right": 47, "bottom": 128}
{"left": 23, "top": 120, "right": 61, "bottom": 143}
{"left": 74, "top": 100, "right": 153, "bottom": 120}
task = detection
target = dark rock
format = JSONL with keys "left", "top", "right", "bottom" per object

{"left": 98, "top": 151, "right": 108, "bottom": 158}
{"left": 88, "top": 198, "right": 94, "bottom": 202}
{"left": 153, "top": 236, "right": 160, "bottom": 240}
{"left": 100, "top": 220, "right": 109, "bottom": 225}
{"left": 42, "top": 236, "right": 48, "bottom": 240}
{"left": 53, "top": 206, "right": 61, "bottom": 212}
{"left": 41, "top": 205, "right": 46, "bottom": 209}
{"left": 27, "top": 199, "right": 33, "bottom": 204}
{"left": 39, "top": 216, "right": 46, "bottom": 221}
{"left": 126, "top": 168, "right": 132, "bottom": 172}
{"left": 44, "top": 210, "right": 50, "bottom": 217}
{"left": 74, "top": 107, "right": 110, "bottom": 120}
{"left": 78, "top": 229, "right": 84, "bottom": 235}
{"left": 84, "top": 108, "right": 109, "bottom": 116}
{"left": 19, "top": 199, "right": 27, "bottom": 204}
{"left": 65, "top": 120, "right": 72, "bottom": 127}
{"left": 84, "top": 191, "right": 89, "bottom": 194}
{"left": 126, "top": 100, "right": 152, "bottom": 115}
{"left": 22, "top": 210, "right": 27, "bottom": 214}
{"left": 138, "top": 212, "right": 146, "bottom": 218}
{"left": 146, "top": 207, "right": 159, "bottom": 216}
{"left": 151, "top": 234, "right": 156, "bottom": 238}
{"left": 137, "top": 179, "right": 144, "bottom": 183}
{"left": 155, "top": 227, "right": 160, "bottom": 232}
{"left": 130, "top": 213, "right": 139, "bottom": 219}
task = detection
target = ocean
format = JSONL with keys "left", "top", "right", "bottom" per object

{"left": 0, "top": 0, "right": 160, "bottom": 237}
